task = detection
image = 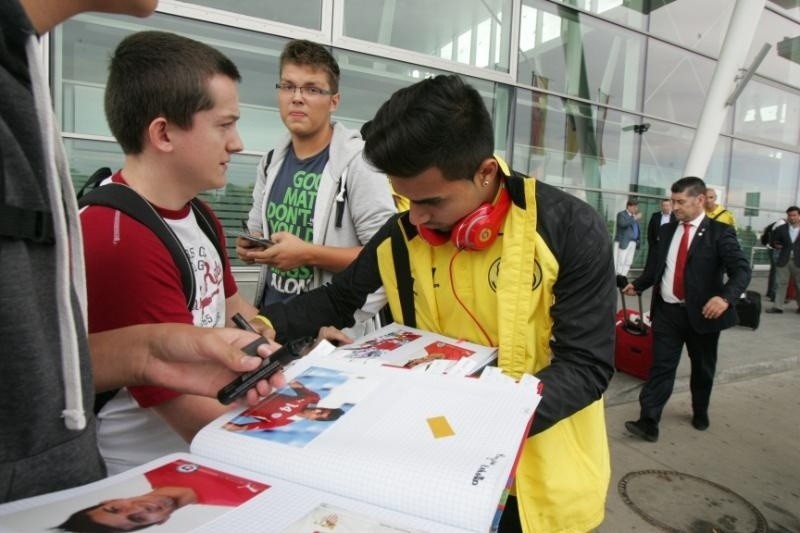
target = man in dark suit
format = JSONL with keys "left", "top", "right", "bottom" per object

{"left": 647, "top": 198, "right": 675, "bottom": 249}
{"left": 760, "top": 219, "right": 784, "bottom": 302}
{"left": 765, "top": 205, "right": 800, "bottom": 314}
{"left": 622, "top": 177, "right": 751, "bottom": 442}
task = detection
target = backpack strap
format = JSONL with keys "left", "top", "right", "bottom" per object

{"left": 0, "top": 167, "right": 111, "bottom": 244}
{"left": 334, "top": 168, "right": 348, "bottom": 229}
{"left": 76, "top": 167, "right": 112, "bottom": 198}
{"left": 1, "top": 167, "right": 117, "bottom": 243}
{"left": 390, "top": 216, "right": 416, "bottom": 328}
{"left": 81, "top": 185, "right": 227, "bottom": 416}
{"left": 263, "top": 149, "right": 274, "bottom": 176}
{"left": 712, "top": 209, "right": 729, "bottom": 221}
{"left": 80, "top": 183, "right": 199, "bottom": 417}
{"left": 189, "top": 198, "right": 226, "bottom": 269}
{"left": 0, "top": 203, "right": 54, "bottom": 243}
{"left": 79, "top": 183, "right": 196, "bottom": 307}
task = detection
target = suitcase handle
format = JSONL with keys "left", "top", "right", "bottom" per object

{"left": 619, "top": 289, "right": 648, "bottom": 335}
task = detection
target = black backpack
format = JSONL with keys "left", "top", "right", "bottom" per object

{"left": 78, "top": 167, "right": 225, "bottom": 308}
{"left": 78, "top": 168, "right": 226, "bottom": 415}
{"left": 760, "top": 222, "right": 775, "bottom": 247}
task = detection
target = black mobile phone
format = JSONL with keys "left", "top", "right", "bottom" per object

{"left": 236, "top": 232, "right": 274, "bottom": 248}
{"left": 217, "top": 336, "right": 317, "bottom": 405}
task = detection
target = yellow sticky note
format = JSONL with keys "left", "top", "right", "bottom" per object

{"left": 427, "top": 416, "right": 455, "bottom": 438}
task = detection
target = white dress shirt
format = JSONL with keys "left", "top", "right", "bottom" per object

{"left": 661, "top": 213, "right": 706, "bottom": 303}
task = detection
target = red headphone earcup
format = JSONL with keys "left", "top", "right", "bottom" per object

{"left": 416, "top": 186, "right": 511, "bottom": 250}
{"left": 417, "top": 224, "right": 451, "bottom": 246}
{"left": 452, "top": 205, "right": 495, "bottom": 250}
{"left": 452, "top": 187, "right": 511, "bottom": 250}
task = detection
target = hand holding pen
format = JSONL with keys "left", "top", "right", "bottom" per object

{"left": 232, "top": 312, "right": 275, "bottom": 340}
{"left": 223, "top": 313, "right": 286, "bottom": 404}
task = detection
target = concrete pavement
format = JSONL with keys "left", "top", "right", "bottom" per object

{"left": 600, "top": 273, "right": 800, "bottom": 532}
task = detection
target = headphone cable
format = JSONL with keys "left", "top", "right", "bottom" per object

{"left": 448, "top": 249, "right": 495, "bottom": 346}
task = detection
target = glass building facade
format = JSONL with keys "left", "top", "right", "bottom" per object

{"left": 51, "top": 0, "right": 800, "bottom": 270}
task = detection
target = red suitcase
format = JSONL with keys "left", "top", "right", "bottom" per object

{"left": 614, "top": 292, "right": 653, "bottom": 380}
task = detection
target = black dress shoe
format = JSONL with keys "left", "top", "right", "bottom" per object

{"left": 692, "top": 413, "right": 709, "bottom": 431}
{"left": 625, "top": 419, "right": 659, "bottom": 442}
{"left": 765, "top": 308, "right": 784, "bottom": 314}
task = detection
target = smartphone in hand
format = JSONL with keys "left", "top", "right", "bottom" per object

{"left": 237, "top": 232, "right": 274, "bottom": 249}
{"left": 217, "top": 336, "right": 317, "bottom": 405}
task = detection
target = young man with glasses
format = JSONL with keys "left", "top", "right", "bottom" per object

{"left": 238, "top": 39, "right": 395, "bottom": 337}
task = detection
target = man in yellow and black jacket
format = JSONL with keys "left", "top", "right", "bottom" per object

{"left": 262, "top": 74, "right": 616, "bottom": 532}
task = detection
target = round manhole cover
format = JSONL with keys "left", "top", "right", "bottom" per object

{"left": 618, "top": 470, "right": 768, "bottom": 532}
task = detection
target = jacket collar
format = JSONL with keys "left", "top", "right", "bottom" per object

{"left": 495, "top": 156, "right": 528, "bottom": 209}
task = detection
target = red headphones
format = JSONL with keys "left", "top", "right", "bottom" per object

{"left": 417, "top": 186, "right": 511, "bottom": 250}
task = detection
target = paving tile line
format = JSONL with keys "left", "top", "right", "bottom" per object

{"left": 604, "top": 355, "right": 800, "bottom": 407}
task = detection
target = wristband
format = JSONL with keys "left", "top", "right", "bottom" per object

{"left": 251, "top": 314, "right": 274, "bottom": 330}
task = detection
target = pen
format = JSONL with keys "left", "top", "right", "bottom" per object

{"left": 232, "top": 312, "right": 256, "bottom": 333}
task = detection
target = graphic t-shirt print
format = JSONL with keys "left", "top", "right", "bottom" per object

{"left": 264, "top": 147, "right": 327, "bottom": 304}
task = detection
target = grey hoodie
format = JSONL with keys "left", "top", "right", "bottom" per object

{"left": 248, "top": 122, "right": 396, "bottom": 337}
{"left": 0, "top": 0, "right": 104, "bottom": 502}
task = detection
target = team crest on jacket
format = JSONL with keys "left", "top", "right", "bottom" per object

{"left": 488, "top": 258, "right": 543, "bottom": 292}
{"left": 531, "top": 260, "right": 543, "bottom": 290}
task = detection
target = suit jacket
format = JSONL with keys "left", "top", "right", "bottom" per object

{"left": 614, "top": 209, "right": 640, "bottom": 250}
{"left": 647, "top": 211, "right": 676, "bottom": 248}
{"left": 771, "top": 223, "right": 800, "bottom": 267}
{"left": 633, "top": 217, "right": 751, "bottom": 334}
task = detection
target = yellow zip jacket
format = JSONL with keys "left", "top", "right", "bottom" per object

{"left": 266, "top": 162, "right": 616, "bottom": 532}
{"left": 706, "top": 204, "right": 737, "bottom": 229}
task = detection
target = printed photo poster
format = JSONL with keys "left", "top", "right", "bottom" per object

{"left": 223, "top": 366, "right": 376, "bottom": 447}
{"left": 283, "top": 503, "right": 428, "bottom": 533}
{"left": 338, "top": 329, "right": 422, "bottom": 361}
{"left": 0, "top": 459, "right": 268, "bottom": 532}
{"left": 322, "top": 325, "right": 497, "bottom": 376}
{"left": 399, "top": 341, "right": 475, "bottom": 371}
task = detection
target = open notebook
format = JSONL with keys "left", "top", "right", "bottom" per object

{"left": 0, "top": 340, "right": 540, "bottom": 533}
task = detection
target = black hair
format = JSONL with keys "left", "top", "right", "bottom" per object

{"left": 309, "top": 406, "right": 345, "bottom": 421}
{"left": 671, "top": 176, "right": 707, "bottom": 197}
{"left": 54, "top": 504, "right": 150, "bottom": 532}
{"left": 362, "top": 74, "right": 493, "bottom": 180}
{"left": 786, "top": 205, "right": 800, "bottom": 215}
{"left": 105, "top": 30, "right": 241, "bottom": 154}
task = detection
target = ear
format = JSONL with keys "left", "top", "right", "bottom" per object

{"left": 147, "top": 117, "right": 173, "bottom": 153}
{"left": 329, "top": 92, "right": 340, "bottom": 114}
{"left": 473, "top": 157, "right": 498, "bottom": 186}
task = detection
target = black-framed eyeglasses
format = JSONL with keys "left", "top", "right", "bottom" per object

{"left": 275, "top": 83, "right": 335, "bottom": 97}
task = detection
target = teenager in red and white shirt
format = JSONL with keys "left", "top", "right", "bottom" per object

{"left": 81, "top": 32, "right": 272, "bottom": 474}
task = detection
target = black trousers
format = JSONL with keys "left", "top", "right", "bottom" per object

{"left": 766, "top": 249, "right": 778, "bottom": 300}
{"left": 639, "top": 300, "right": 720, "bottom": 423}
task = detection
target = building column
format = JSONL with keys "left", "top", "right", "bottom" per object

{"left": 683, "top": 0, "right": 766, "bottom": 178}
